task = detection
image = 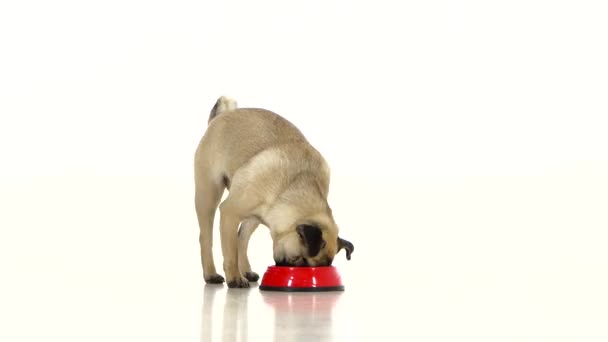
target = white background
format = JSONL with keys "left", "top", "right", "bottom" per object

{"left": 1, "top": 0, "right": 607, "bottom": 341}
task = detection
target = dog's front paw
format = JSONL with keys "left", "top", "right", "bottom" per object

{"left": 244, "top": 271, "right": 260, "bottom": 282}
{"left": 227, "top": 276, "right": 250, "bottom": 288}
{"left": 204, "top": 273, "right": 225, "bottom": 284}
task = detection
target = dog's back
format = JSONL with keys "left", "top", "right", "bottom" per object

{"left": 198, "top": 97, "right": 326, "bottom": 184}
{"left": 202, "top": 96, "right": 331, "bottom": 217}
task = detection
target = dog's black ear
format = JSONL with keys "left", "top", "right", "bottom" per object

{"left": 337, "top": 237, "right": 354, "bottom": 260}
{"left": 297, "top": 224, "right": 325, "bottom": 257}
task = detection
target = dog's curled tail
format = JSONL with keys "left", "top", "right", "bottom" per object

{"left": 208, "top": 96, "right": 237, "bottom": 124}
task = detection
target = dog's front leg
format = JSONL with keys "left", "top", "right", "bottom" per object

{"left": 219, "top": 201, "right": 249, "bottom": 288}
{"left": 238, "top": 218, "right": 261, "bottom": 282}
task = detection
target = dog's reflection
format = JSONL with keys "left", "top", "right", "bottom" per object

{"left": 261, "top": 291, "right": 343, "bottom": 342}
{"left": 202, "top": 285, "right": 342, "bottom": 342}
{"left": 202, "top": 284, "right": 253, "bottom": 342}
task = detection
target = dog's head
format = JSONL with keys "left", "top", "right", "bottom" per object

{"left": 273, "top": 222, "right": 354, "bottom": 267}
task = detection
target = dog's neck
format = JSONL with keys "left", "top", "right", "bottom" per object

{"left": 262, "top": 197, "right": 332, "bottom": 237}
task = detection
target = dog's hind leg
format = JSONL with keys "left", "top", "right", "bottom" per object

{"left": 238, "top": 218, "right": 261, "bottom": 282}
{"left": 195, "top": 175, "right": 225, "bottom": 284}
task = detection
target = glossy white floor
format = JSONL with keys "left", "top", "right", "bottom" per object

{"left": 1, "top": 171, "right": 607, "bottom": 342}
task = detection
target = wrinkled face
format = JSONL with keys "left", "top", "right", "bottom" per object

{"left": 273, "top": 224, "right": 354, "bottom": 267}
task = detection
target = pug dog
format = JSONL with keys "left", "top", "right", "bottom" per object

{"left": 194, "top": 96, "right": 354, "bottom": 288}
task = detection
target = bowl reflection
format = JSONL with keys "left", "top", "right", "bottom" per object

{"left": 261, "top": 291, "right": 343, "bottom": 341}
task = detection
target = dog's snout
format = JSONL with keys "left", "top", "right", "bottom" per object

{"left": 275, "top": 259, "right": 290, "bottom": 267}
{"left": 275, "top": 256, "right": 308, "bottom": 267}
{"left": 320, "top": 256, "right": 333, "bottom": 266}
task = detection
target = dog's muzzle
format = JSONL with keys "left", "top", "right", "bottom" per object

{"left": 275, "top": 256, "right": 308, "bottom": 267}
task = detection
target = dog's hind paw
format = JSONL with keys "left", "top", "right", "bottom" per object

{"left": 204, "top": 274, "right": 225, "bottom": 284}
{"left": 227, "top": 276, "right": 250, "bottom": 288}
{"left": 244, "top": 271, "right": 260, "bottom": 282}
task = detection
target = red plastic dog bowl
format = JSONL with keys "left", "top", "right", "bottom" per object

{"left": 259, "top": 266, "right": 344, "bottom": 292}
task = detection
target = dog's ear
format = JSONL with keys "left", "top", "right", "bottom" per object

{"left": 337, "top": 237, "right": 354, "bottom": 260}
{"left": 297, "top": 224, "right": 325, "bottom": 257}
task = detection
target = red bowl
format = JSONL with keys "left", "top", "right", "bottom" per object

{"left": 259, "top": 266, "right": 344, "bottom": 292}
